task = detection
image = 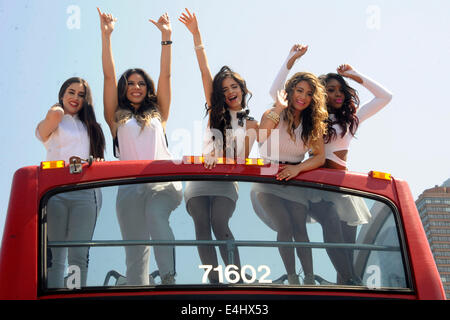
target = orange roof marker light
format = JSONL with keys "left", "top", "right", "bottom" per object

{"left": 245, "top": 158, "right": 265, "bottom": 165}
{"left": 370, "top": 170, "right": 392, "bottom": 181}
{"left": 182, "top": 156, "right": 265, "bottom": 166}
{"left": 41, "top": 160, "right": 65, "bottom": 170}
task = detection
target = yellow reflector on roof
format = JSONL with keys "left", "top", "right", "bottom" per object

{"left": 41, "top": 160, "right": 65, "bottom": 169}
{"left": 182, "top": 156, "right": 264, "bottom": 165}
{"left": 246, "top": 158, "right": 265, "bottom": 165}
{"left": 370, "top": 171, "right": 391, "bottom": 180}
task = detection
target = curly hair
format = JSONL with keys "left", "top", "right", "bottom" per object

{"left": 116, "top": 68, "right": 161, "bottom": 128}
{"left": 207, "top": 66, "right": 252, "bottom": 152}
{"left": 283, "top": 72, "right": 328, "bottom": 150}
{"left": 319, "top": 73, "right": 360, "bottom": 144}
{"left": 58, "top": 77, "right": 106, "bottom": 159}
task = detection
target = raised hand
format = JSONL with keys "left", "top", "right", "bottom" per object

{"left": 178, "top": 8, "right": 199, "bottom": 35}
{"left": 337, "top": 64, "right": 355, "bottom": 77}
{"left": 97, "top": 7, "right": 117, "bottom": 36}
{"left": 149, "top": 12, "right": 172, "bottom": 35}
{"left": 337, "top": 64, "right": 363, "bottom": 83}
{"left": 287, "top": 44, "right": 308, "bottom": 69}
{"left": 291, "top": 43, "right": 308, "bottom": 59}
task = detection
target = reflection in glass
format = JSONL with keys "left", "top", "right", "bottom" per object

{"left": 46, "top": 189, "right": 101, "bottom": 288}
{"left": 44, "top": 181, "right": 407, "bottom": 290}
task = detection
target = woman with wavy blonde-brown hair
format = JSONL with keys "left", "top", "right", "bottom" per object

{"left": 251, "top": 48, "right": 356, "bottom": 285}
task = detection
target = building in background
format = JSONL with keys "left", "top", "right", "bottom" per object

{"left": 416, "top": 178, "right": 450, "bottom": 299}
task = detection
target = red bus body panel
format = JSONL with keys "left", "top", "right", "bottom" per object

{"left": 0, "top": 161, "right": 446, "bottom": 300}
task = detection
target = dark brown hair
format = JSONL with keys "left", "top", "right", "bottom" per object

{"left": 58, "top": 77, "right": 106, "bottom": 158}
{"left": 319, "top": 73, "right": 360, "bottom": 143}
{"left": 207, "top": 66, "right": 252, "bottom": 152}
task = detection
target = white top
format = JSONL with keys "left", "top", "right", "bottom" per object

{"left": 202, "top": 110, "right": 248, "bottom": 159}
{"left": 259, "top": 117, "right": 309, "bottom": 164}
{"left": 36, "top": 114, "right": 90, "bottom": 162}
{"left": 270, "top": 51, "right": 392, "bottom": 167}
{"left": 116, "top": 117, "right": 172, "bottom": 161}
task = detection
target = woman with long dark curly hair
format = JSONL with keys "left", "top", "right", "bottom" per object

{"left": 98, "top": 8, "right": 182, "bottom": 286}
{"left": 269, "top": 44, "right": 392, "bottom": 284}
{"left": 36, "top": 77, "right": 106, "bottom": 288}
{"left": 179, "top": 8, "right": 258, "bottom": 284}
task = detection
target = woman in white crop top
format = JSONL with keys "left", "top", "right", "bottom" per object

{"left": 271, "top": 44, "right": 392, "bottom": 284}
{"left": 36, "top": 77, "right": 106, "bottom": 288}
{"left": 180, "top": 9, "right": 259, "bottom": 283}
{"left": 98, "top": 8, "right": 182, "bottom": 285}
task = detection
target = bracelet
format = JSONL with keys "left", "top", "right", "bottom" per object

{"left": 266, "top": 111, "right": 280, "bottom": 125}
{"left": 161, "top": 40, "right": 172, "bottom": 45}
{"left": 195, "top": 44, "right": 205, "bottom": 50}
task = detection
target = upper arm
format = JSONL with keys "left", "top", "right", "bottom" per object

{"left": 103, "top": 76, "right": 118, "bottom": 135}
{"left": 245, "top": 119, "right": 259, "bottom": 154}
{"left": 353, "top": 72, "right": 393, "bottom": 123}
{"left": 37, "top": 107, "right": 64, "bottom": 142}
{"left": 310, "top": 136, "right": 325, "bottom": 163}
{"left": 258, "top": 109, "right": 279, "bottom": 143}
{"left": 156, "top": 74, "right": 171, "bottom": 126}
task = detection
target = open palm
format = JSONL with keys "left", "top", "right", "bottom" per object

{"left": 178, "top": 8, "right": 199, "bottom": 34}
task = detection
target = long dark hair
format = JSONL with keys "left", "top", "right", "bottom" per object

{"left": 116, "top": 68, "right": 161, "bottom": 126}
{"left": 207, "top": 66, "right": 252, "bottom": 152}
{"left": 319, "top": 73, "right": 360, "bottom": 144}
{"left": 58, "top": 77, "right": 106, "bottom": 158}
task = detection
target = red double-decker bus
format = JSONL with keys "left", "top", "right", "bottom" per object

{"left": 0, "top": 157, "right": 445, "bottom": 304}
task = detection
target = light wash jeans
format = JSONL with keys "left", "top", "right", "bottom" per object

{"left": 46, "top": 189, "right": 101, "bottom": 288}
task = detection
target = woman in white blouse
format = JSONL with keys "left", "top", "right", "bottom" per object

{"left": 179, "top": 9, "right": 259, "bottom": 283}
{"left": 98, "top": 8, "right": 182, "bottom": 285}
{"left": 36, "top": 77, "right": 106, "bottom": 288}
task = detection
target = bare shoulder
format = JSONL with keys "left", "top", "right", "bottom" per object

{"left": 246, "top": 119, "right": 259, "bottom": 129}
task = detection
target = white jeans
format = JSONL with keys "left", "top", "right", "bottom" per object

{"left": 116, "top": 183, "right": 182, "bottom": 285}
{"left": 46, "top": 189, "right": 101, "bottom": 288}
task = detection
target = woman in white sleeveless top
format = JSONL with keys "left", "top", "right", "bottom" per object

{"left": 180, "top": 9, "right": 258, "bottom": 283}
{"left": 98, "top": 9, "right": 182, "bottom": 285}
{"left": 270, "top": 44, "right": 392, "bottom": 284}
{"left": 36, "top": 77, "right": 106, "bottom": 288}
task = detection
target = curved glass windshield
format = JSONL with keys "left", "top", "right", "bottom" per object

{"left": 42, "top": 179, "right": 409, "bottom": 291}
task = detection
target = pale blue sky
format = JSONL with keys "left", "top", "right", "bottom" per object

{"left": 1, "top": 0, "right": 450, "bottom": 258}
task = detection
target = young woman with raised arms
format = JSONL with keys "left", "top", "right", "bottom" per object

{"left": 98, "top": 8, "right": 182, "bottom": 285}
{"left": 179, "top": 8, "right": 258, "bottom": 284}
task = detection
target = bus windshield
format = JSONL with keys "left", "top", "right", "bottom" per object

{"left": 42, "top": 177, "right": 410, "bottom": 291}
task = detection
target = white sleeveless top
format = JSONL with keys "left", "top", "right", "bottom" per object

{"left": 259, "top": 117, "right": 309, "bottom": 163}
{"left": 202, "top": 110, "right": 248, "bottom": 159}
{"left": 36, "top": 114, "right": 90, "bottom": 162}
{"left": 116, "top": 117, "right": 172, "bottom": 161}
{"left": 117, "top": 115, "right": 183, "bottom": 201}
{"left": 184, "top": 110, "right": 249, "bottom": 204}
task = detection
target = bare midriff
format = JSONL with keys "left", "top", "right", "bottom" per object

{"left": 324, "top": 150, "right": 348, "bottom": 170}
